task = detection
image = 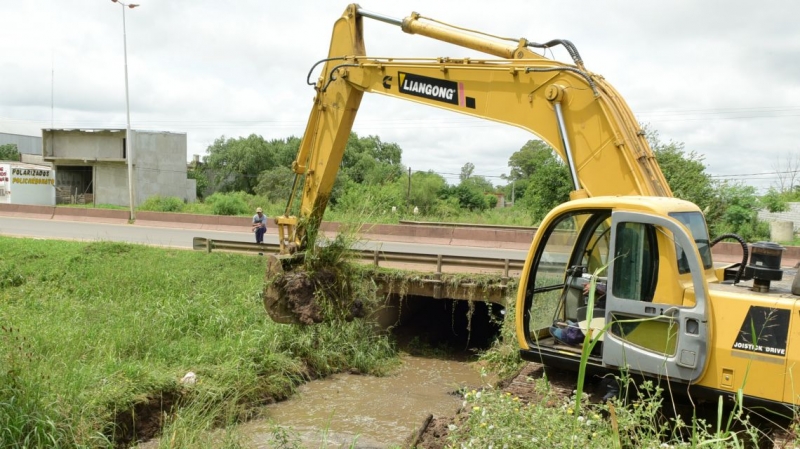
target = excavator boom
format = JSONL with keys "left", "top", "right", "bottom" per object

{"left": 266, "top": 4, "right": 800, "bottom": 418}
{"left": 275, "top": 4, "right": 671, "bottom": 252}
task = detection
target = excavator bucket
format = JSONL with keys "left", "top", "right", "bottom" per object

{"left": 263, "top": 254, "right": 303, "bottom": 325}
{"left": 263, "top": 253, "right": 331, "bottom": 325}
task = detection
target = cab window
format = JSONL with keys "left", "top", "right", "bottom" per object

{"left": 669, "top": 212, "right": 712, "bottom": 274}
{"left": 611, "top": 222, "right": 658, "bottom": 302}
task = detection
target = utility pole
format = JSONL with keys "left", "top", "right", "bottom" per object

{"left": 111, "top": 0, "right": 140, "bottom": 220}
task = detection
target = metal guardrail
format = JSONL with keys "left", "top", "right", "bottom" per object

{"left": 192, "top": 237, "right": 525, "bottom": 277}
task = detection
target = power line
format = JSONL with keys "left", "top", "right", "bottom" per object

{"left": 6, "top": 103, "right": 800, "bottom": 130}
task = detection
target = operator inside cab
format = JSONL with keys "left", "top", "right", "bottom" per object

{"left": 549, "top": 215, "right": 611, "bottom": 347}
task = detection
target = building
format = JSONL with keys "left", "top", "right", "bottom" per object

{"left": 0, "top": 161, "right": 55, "bottom": 205}
{"left": 42, "top": 128, "right": 196, "bottom": 206}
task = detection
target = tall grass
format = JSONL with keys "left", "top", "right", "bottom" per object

{"left": 0, "top": 236, "right": 397, "bottom": 447}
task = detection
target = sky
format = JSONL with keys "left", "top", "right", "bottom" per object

{"left": 1, "top": 0, "right": 799, "bottom": 191}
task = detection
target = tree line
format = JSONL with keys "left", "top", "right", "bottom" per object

{"left": 188, "top": 128, "right": 780, "bottom": 241}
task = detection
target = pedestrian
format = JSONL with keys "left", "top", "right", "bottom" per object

{"left": 252, "top": 207, "right": 267, "bottom": 244}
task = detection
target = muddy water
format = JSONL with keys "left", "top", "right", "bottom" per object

{"left": 243, "top": 355, "right": 488, "bottom": 448}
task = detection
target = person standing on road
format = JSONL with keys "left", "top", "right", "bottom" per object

{"left": 252, "top": 207, "right": 267, "bottom": 244}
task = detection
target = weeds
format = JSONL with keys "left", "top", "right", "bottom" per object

{"left": 478, "top": 298, "right": 523, "bottom": 379}
{"left": 137, "top": 195, "right": 185, "bottom": 212}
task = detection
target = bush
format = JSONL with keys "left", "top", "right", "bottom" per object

{"left": 485, "top": 194, "right": 498, "bottom": 209}
{"left": 205, "top": 192, "right": 251, "bottom": 216}
{"left": 137, "top": 195, "right": 185, "bottom": 213}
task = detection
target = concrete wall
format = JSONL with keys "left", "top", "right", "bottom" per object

{"left": 44, "top": 129, "right": 125, "bottom": 160}
{"left": 21, "top": 154, "right": 52, "bottom": 166}
{"left": 758, "top": 202, "right": 800, "bottom": 233}
{"left": 134, "top": 131, "right": 196, "bottom": 203}
{"left": 95, "top": 163, "right": 130, "bottom": 205}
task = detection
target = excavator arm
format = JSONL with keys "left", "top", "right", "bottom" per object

{"left": 276, "top": 3, "right": 672, "bottom": 253}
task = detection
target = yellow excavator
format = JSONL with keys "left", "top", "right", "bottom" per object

{"left": 266, "top": 4, "right": 798, "bottom": 414}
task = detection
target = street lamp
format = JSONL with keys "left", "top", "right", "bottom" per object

{"left": 111, "top": 0, "right": 139, "bottom": 220}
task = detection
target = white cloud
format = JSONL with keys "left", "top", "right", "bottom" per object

{"left": 1, "top": 0, "right": 799, "bottom": 191}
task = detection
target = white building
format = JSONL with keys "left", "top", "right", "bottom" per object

{"left": 42, "top": 128, "right": 196, "bottom": 206}
{"left": 0, "top": 161, "right": 55, "bottom": 205}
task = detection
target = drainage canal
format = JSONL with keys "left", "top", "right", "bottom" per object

{"left": 247, "top": 296, "right": 504, "bottom": 448}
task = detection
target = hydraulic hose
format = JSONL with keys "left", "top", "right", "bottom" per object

{"left": 710, "top": 233, "right": 748, "bottom": 284}
{"left": 527, "top": 39, "right": 584, "bottom": 68}
{"left": 306, "top": 57, "right": 348, "bottom": 86}
{"left": 524, "top": 66, "right": 598, "bottom": 96}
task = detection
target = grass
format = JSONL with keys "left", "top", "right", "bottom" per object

{"left": 0, "top": 236, "right": 397, "bottom": 448}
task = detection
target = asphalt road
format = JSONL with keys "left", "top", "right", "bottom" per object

{"left": 0, "top": 216, "right": 529, "bottom": 261}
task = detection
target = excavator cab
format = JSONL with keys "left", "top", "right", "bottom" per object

{"left": 517, "top": 197, "right": 713, "bottom": 384}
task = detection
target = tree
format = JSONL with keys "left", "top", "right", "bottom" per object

{"left": 341, "top": 133, "right": 403, "bottom": 185}
{"left": 443, "top": 166, "right": 495, "bottom": 211}
{"left": 646, "top": 127, "right": 715, "bottom": 210}
{"left": 507, "top": 140, "right": 555, "bottom": 180}
{"left": 459, "top": 162, "right": 475, "bottom": 182}
{"left": 521, "top": 156, "right": 571, "bottom": 220}
{"left": 203, "top": 135, "right": 301, "bottom": 194}
{"left": 272, "top": 136, "right": 302, "bottom": 169}
{"left": 772, "top": 152, "right": 800, "bottom": 193}
{"left": 405, "top": 170, "right": 448, "bottom": 213}
{"left": 505, "top": 140, "right": 571, "bottom": 220}
{"left": 707, "top": 182, "right": 769, "bottom": 241}
{"left": 255, "top": 166, "right": 296, "bottom": 203}
{"left": 0, "top": 144, "right": 20, "bottom": 161}
{"left": 450, "top": 183, "right": 489, "bottom": 211}
{"left": 760, "top": 187, "right": 788, "bottom": 213}
{"left": 204, "top": 135, "right": 274, "bottom": 193}
{"left": 505, "top": 140, "right": 566, "bottom": 206}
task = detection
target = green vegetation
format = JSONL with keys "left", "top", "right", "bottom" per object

{"left": 136, "top": 125, "right": 790, "bottom": 240}
{"left": 447, "top": 377, "right": 765, "bottom": 448}
{"left": 137, "top": 194, "right": 185, "bottom": 212}
{"left": 0, "top": 236, "right": 396, "bottom": 448}
{"left": 0, "top": 143, "right": 20, "bottom": 161}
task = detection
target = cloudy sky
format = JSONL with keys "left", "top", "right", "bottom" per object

{"left": 1, "top": 0, "right": 799, "bottom": 191}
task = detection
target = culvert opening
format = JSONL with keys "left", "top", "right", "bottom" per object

{"left": 389, "top": 295, "right": 504, "bottom": 353}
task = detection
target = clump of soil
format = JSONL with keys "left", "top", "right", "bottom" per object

{"left": 275, "top": 268, "right": 333, "bottom": 325}
{"left": 266, "top": 266, "right": 364, "bottom": 325}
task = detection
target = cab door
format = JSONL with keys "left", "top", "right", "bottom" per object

{"left": 602, "top": 211, "right": 710, "bottom": 383}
